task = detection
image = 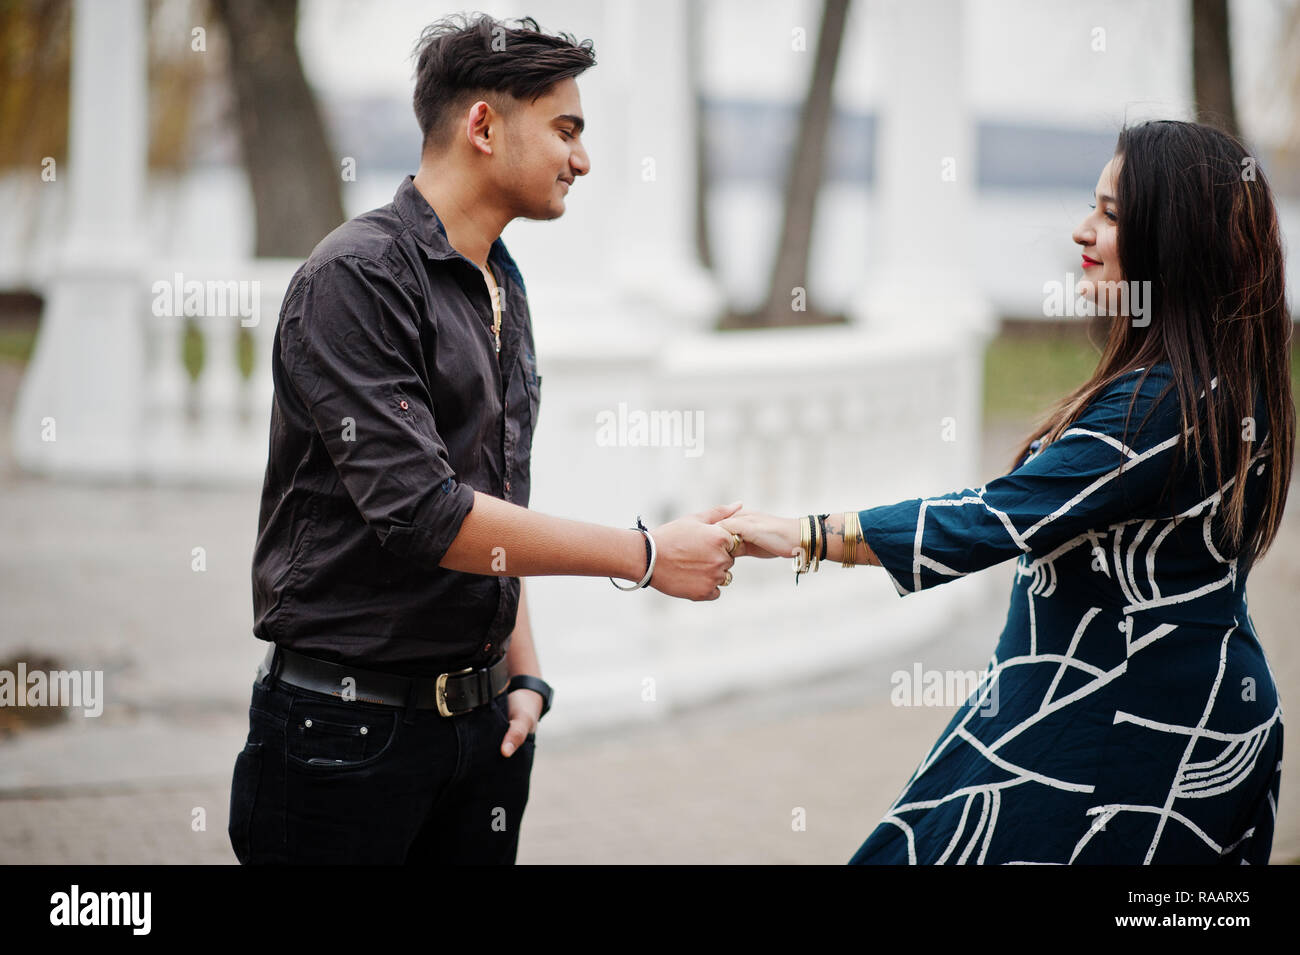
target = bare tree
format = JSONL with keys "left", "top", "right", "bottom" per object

{"left": 1273, "top": 1, "right": 1300, "bottom": 195}
{"left": 212, "top": 0, "right": 345, "bottom": 257}
{"left": 726, "top": 0, "right": 850, "bottom": 329}
{"left": 687, "top": 0, "right": 713, "bottom": 271}
{"left": 1191, "top": 0, "right": 1240, "bottom": 138}
{"left": 0, "top": 0, "right": 206, "bottom": 314}
{"left": 0, "top": 0, "right": 71, "bottom": 172}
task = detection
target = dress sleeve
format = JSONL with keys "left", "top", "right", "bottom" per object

{"left": 858, "top": 367, "right": 1184, "bottom": 596}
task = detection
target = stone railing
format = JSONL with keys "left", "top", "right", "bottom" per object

{"left": 138, "top": 261, "right": 296, "bottom": 483}
{"left": 13, "top": 260, "right": 297, "bottom": 484}
{"left": 13, "top": 252, "right": 1000, "bottom": 730}
{"left": 518, "top": 321, "right": 1002, "bottom": 731}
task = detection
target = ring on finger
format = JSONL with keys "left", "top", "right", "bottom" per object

{"left": 726, "top": 533, "right": 742, "bottom": 555}
{"left": 720, "top": 570, "right": 733, "bottom": 587}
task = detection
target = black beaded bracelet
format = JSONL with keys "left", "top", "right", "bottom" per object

{"left": 809, "top": 513, "right": 821, "bottom": 571}
{"left": 634, "top": 516, "right": 652, "bottom": 588}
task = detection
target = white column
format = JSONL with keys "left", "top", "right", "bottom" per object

{"left": 850, "top": 0, "right": 994, "bottom": 345}
{"left": 501, "top": 0, "right": 721, "bottom": 339}
{"left": 13, "top": 0, "right": 148, "bottom": 479}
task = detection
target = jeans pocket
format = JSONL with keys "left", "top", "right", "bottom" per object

{"left": 491, "top": 692, "right": 510, "bottom": 726}
{"left": 285, "top": 695, "right": 399, "bottom": 770}
{"left": 494, "top": 693, "right": 537, "bottom": 744}
{"left": 228, "top": 740, "right": 263, "bottom": 864}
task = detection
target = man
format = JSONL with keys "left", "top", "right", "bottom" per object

{"left": 227, "top": 14, "right": 742, "bottom": 865}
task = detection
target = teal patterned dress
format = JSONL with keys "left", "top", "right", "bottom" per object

{"left": 849, "top": 363, "right": 1283, "bottom": 864}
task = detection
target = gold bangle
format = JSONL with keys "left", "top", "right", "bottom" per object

{"left": 794, "top": 515, "right": 812, "bottom": 582}
{"left": 841, "top": 510, "right": 860, "bottom": 569}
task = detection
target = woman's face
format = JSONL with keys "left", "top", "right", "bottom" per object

{"left": 1072, "top": 156, "right": 1125, "bottom": 309}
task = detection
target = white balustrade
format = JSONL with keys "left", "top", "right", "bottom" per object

{"left": 520, "top": 321, "right": 999, "bottom": 730}
{"left": 5, "top": 0, "right": 1000, "bottom": 729}
{"left": 134, "top": 261, "right": 297, "bottom": 484}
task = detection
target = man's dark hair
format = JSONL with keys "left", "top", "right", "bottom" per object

{"left": 412, "top": 14, "right": 596, "bottom": 154}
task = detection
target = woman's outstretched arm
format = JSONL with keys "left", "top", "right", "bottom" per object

{"left": 722, "top": 510, "right": 882, "bottom": 566}
{"left": 725, "top": 366, "right": 1187, "bottom": 597}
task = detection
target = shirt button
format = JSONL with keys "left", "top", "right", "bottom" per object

{"left": 399, "top": 400, "right": 408, "bottom": 410}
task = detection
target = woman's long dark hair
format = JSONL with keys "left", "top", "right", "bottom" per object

{"left": 1009, "top": 119, "right": 1294, "bottom": 569}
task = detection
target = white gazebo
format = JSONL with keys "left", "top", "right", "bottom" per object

{"left": 12, "top": 0, "right": 999, "bottom": 732}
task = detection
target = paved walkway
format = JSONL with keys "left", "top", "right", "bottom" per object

{"left": 1, "top": 359, "right": 1296, "bottom": 864}
{"left": 0, "top": 677, "right": 973, "bottom": 865}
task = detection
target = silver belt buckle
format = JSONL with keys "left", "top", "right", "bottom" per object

{"left": 435, "top": 665, "right": 475, "bottom": 717}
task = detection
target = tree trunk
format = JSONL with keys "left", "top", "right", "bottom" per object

{"left": 212, "top": 0, "right": 345, "bottom": 257}
{"left": 1191, "top": 0, "right": 1239, "bottom": 138}
{"left": 750, "top": 0, "right": 850, "bottom": 328}
{"left": 687, "top": 0, "right": 713, "bottom": 271}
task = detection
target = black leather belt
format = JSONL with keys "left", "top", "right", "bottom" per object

{"left": 257, "top": 644, "right": 510, "bottom": 717}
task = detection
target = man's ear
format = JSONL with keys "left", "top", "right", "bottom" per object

{"left": 466, "top": 100, "right": 494, "bottom": 156}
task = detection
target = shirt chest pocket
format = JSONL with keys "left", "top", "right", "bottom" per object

{"left": 519, "top": 352, "right": 542, "bottom": 448}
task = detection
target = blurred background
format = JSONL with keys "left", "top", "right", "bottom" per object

{"left": 0, "top": 0, "right": 1297, "bottom": 863}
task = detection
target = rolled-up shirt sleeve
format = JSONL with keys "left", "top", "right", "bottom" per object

{"left": 859, "top": 368, "right": 1184, "bottom": 596}
{"left": 278, "top": 253, "right": 475, "bottom": 569}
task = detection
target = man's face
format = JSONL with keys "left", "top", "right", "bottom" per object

{"left": 495, "top": 77, "right": 590, "bottom": 220}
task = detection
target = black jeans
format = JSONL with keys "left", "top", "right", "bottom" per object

{"left": 227, "top": 672, "right": 535, "bottom": 864}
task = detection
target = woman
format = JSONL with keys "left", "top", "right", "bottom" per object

{"left": 724, "top": 120, "right": 1294, "bottom": 864}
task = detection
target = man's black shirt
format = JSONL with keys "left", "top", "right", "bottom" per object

{"left": 251, "top": 175, "right": 540, "bottom": 676}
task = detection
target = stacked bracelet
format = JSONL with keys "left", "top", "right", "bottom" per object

{"left": 610, "top": 516, "right": 657, "bottom": 591}
{"left": 793, "top": 516, "right": 808, "bottom": 584}
{"left": 809, "top": 515, "right": 822, "bottom": 573}
{"left": 795, "top": 514, "right": 831, "bottom": 584}
{"left": 842, "top": 510, "right": 862, "bottom": 569}
{"left": 794, "top": 512, "right": 852, "bottom": 584}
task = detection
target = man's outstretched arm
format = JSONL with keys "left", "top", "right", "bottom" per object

{"left": 278, "top": 254, "right": 737, "bottom": 601}
{"left": 440, "top": 493, "right": 741, "bottom": 602}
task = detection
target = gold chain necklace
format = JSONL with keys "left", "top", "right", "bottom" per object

{"left": 480, "top": 262, "right": 502, "bottom": 355}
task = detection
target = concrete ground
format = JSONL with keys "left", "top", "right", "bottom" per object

{"left": 1, "top": 358, "right": 1297, "bottom": 865}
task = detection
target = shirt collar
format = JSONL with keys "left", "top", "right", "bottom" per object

{"left": 393, "top": 174, "right": 521, "bottom": 284}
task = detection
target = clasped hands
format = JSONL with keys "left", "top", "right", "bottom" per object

{"left": 501, "top": 503, "right": 800, "bottom": 757}
{"left": 638, "top": 502, "right": 802, "bottom": 601}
